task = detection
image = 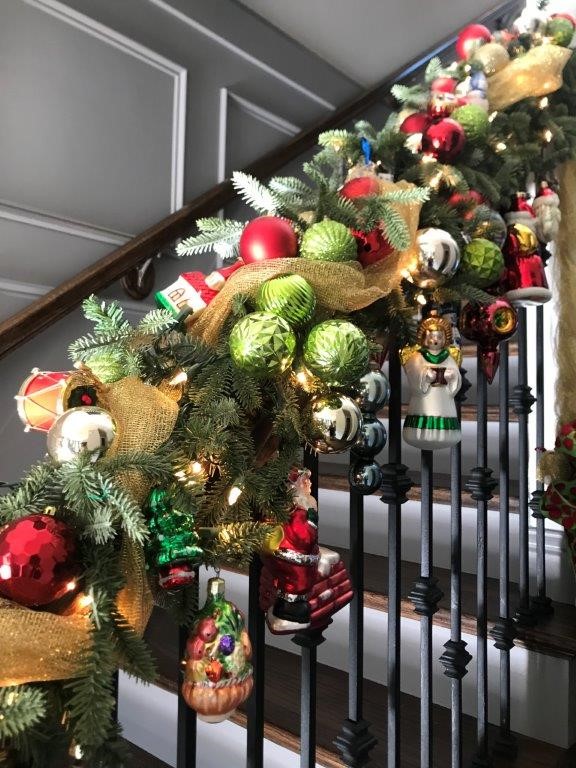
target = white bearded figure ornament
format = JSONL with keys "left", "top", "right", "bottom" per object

{"left": 533, "top": 182, "right": 561, "bottom": 243}
{"left": 401, "top": 312, "right": 462, "bottom": 450}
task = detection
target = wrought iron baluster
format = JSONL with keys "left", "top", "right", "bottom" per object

{"left": 380, "top": 347, "right": 412, "bottom": 768}
{"left": 440, "top": 362, "right": 472, "bottom": 768}
{"left": 491, "top": 342, "right": 518, "bottom": 759}
{"left": 530, "top": 306, "right": 553, "bottom": 617}
{"left": 177, "top": 624, "right": 197, "bottom": 768}
{"left": 467, "top": 354, "right": 497, "bottom": 768}
{"left": 293, "top": 448, "right": 323, "bottom": 768}
{"left": 246, "top": 556, "right": 266, "bottom": 768}
{"left": 512, "top": 309, "right": 537, "bottom": 628}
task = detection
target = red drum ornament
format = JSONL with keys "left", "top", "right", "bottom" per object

{"left": 0, "top": 514, "right": 80, "bottom": 607}
{"left": 16, "top": 369, "right": 71, "bottom": 432}
{"left": 459, "top": 299, "right": 518, "bottom": 384}
{"left": 239, "top": 216, "right": 298, "bottom": 264}
{"left": 422, "top": 119, "right": 466, "bottom": 163}
{"left": 456, "top": 23, "right": 492, "bottom": 59}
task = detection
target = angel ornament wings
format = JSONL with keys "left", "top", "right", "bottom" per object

{"left": 401, "top": 312, "right": 462, "bottom": 450}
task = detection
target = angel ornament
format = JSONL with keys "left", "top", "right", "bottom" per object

{"left": 401, "top": 313, "right": 462, "bottom": 450}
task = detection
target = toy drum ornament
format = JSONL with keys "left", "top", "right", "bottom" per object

{"left": 16, "top": 369, "right": 71, "bottom": 432}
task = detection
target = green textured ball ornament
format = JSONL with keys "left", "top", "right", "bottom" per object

{"left": 459, "top": 238, "right": 505, "bottom": 287}
{"left": 229, "top": 312, "right": 296, "bottom": 378}
{"left": 255, "top": 274, "right": 316, "bottom": 328}
{"left": 451, "top": 105, "right": 489, "bottom": 144}
{"left": 300, "top": 219, "right": 358, "bottom": 262}
{"left": 303, "top": 320, "right": 370, "bottom": 387}
{"left": 547, "top": 18, "right": 574, "bottom": 47}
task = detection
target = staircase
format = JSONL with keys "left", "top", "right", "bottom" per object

{"left": 1, "top": 0, "right": 575, "bottom": 766}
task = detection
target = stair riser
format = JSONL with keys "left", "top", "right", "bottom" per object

{"left": 317, "top": 488, "right": 574, "bottom": 605}
{"left": 209, "top": 570, "right": 575, "bottom": 749}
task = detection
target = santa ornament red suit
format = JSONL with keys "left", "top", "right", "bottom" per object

{"left": 260, "top": 467, "right": 353, "bottom": 634}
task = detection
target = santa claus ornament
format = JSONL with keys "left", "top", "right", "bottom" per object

{"left": 504, "top": 193, "right": 537, "bottom": 234}
{"left": 533, "top": 182, "right": 561, "bottom": 244}
{"left": 155, "top": 261, "right": 243, "bottom": 317}
{"left": 401, "top": 313, "right": 462, "bottom": 450}
{"left": 501, "top": 223, "right": 552, "bottom": 306}
{"left": 259, "top": 467, "right": 353, "bottom": 634}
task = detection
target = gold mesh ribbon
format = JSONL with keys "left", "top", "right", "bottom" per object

{"left": 0, "top": 377, "right": 179, "bottom": 685}
{"left": 190, "top": 180, "right": 422, "bottom": 345}
{"left": 488, "top": 44, "right": 571, "bottom": 111}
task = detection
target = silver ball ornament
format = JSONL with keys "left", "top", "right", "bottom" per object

{"left": 358, "top": 369, "right": 390, "bottom": 412}
{"left": 409, "top": 228, "right": 461, "bottom": 288}
{"left": 348, "top": 459, "right": 382, "bottom": 495}
{"left": 47, "top": 406, "right": 116, "bottom": 464}
{"left": 307, "top": 395, "right": 362, "bottom": 454}
{"left": 354, "top": 415, "right": 387, "bottom": 457}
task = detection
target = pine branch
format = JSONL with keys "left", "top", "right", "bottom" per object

{"left": 137, "top": 309, "right": 176, "bottom": 335}
{"left": 176, "top": 219, "right": 244, "bottom": 256}
{"left": 231, "top": 171, "right": 278, "bottom": 214}
{"left": 0, "top": 687, "right": 47, "bottom": 740}
{"left": 0, "top": 463, "right": 61, "bottom": 524}
{"left": 111, "top": 608, "right": 156, "bottom": 682}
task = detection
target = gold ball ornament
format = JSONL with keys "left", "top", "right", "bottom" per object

{"left": 471, "top": 42, "right": 510, "bottom": 76}
{"left": 47, "top": 406, "right": 116, "bottom": 464}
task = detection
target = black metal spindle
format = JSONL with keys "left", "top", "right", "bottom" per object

{"left": 512, "top": 309, "right": 537, "bottom": 627}
{"left": 491, "top": 342, "right": 517, "bottom": 759}
{"left": 380, "top": 347, "right": 412, "bottom": 768}
{"left": 440, "top": 362, "right": 472, "bottom": 768}
{"left": 530, "top": 306, "right": 553, "bottom": 617}
{"left": 246, "top": 556, "right": 265, "bottom": 768}
{"left": 467, "top": 354, "right": 497, "bottom": 768}
{"left": 177, "top": 625, "right": 197, "bottom": 768}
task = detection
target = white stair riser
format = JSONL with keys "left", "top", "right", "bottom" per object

{"left": 207, "top": 570, "right": 575, "bottom": 749}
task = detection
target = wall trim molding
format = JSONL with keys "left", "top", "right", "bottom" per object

{"left": 146, "top": 0, "right": 336, "bottom": 111}
{"left": 20, "top": 0, "right": 187, "bottom": 212}
{"left": 0, "top": 199, "right": 133, "bottom": 245}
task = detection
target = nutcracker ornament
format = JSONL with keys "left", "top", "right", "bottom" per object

{"left": 259, "top": 468, "right": 353, "bottom": 633}
{"left": 181, "top": 576, "right": 253, "bottom": 722}
{"left": 501, "top": 223, "right": 552, "bottom": 306}
{"left": 533, "top": 182, "right": 561, "bottom": 244}
{"left": 401, "top": 312, "right": 462, "bottom": 450}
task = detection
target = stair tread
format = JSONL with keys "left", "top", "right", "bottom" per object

{"left": 143, "top": 615, "right": 565, "bottom": 768}
{"left": 319, "top": 474, "right": 520, "bottom": 512}
{"left": 332, "top": 547, "right": 576, "bottom": 658}
{"left": 391, "top": 404, "right": 518, "bottom": 422}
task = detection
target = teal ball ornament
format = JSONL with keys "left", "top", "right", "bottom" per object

{"left": 255, "top": 274, "right": 316, "bottom": 328}
{"left": 303, "top": 320, "right": 370, "bottom": 388}
{"left": 229, "top": 312, "right": 296, "bottom": 378}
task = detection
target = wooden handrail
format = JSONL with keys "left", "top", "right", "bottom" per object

{"left": 0, "top": 0, "right": 522, "bottom": 360}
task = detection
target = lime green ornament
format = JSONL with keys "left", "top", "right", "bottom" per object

{"left": 546, "top": 18, "right": 574, "bottom": 47}
{"left": 452, "top": 105, "right": 489, "bottom": 144}
{"left": 300, "top": 219, "right": 357, "bottom": 262}
{"left": 303, "top": 320, "right": 370, "bottom": 387}
{"left": 256, "top": 274, "right": 316, "bottom": 328}
{"left": 229, "top": 311, "right": 296, "bottom": 378}
{"left": 459, "top": 238, "right": 504, "bottom": 287}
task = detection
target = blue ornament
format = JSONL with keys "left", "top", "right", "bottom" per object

{"left": 470, "top": 71, "right": 488, "bottom": 94}
{"left": 360, "top": 137, "right": 372, "bottom": 165}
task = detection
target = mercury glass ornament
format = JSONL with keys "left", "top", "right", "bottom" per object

{"left": 354, "top": 415, "right": 387, "bottom": 457}
{"left": 348, "top": 459, "right": 382, "bottom": 495}
{"left": 307, "top": 394, "right": 362, "bottom": 454}
{"left": 47, "top": 406, "right": 116, "bottom": 464}
{"left": 229, "top": 311, "right": 297, "bottom": 378}
{"left": 408, "top": 228, "right": 461, "bottom": 288}
{"left": 303, "top": 320, "right": 370, "bottom": 388}
{"left": 357, "top": 369, "right": 390, "bottom": 412}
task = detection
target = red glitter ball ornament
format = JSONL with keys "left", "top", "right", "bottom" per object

{"left": 456, "top": 24, "right": 492, "bottom": 59}
{"left": 340, "top": 175, "right": 381, "bottom": 200}
{"left": 239, "top": 216, "right": 298, "bottom": 264}
{"left": 0, "top": 514, "right": 80, "bottom": 607}
{"left": 422, "top": 118, "right": 466, "bottom": 163}
{"left": 352, "top": 228, "right": 394, "bottom": 267}
{"left": 399, "top": 112, "right": 431, "bottom": 135}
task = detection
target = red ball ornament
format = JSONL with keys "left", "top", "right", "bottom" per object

{"left": 448, "top": 190, "right": 486, "bottom": 219}
{"left": 352, "top": 228, "right": 394, "bottom": 267}
{"left": 431, "top": 77, "right": 458, "bottom": 94}
{"left": 456, "top": 24, "right": 492, "bottom": 59}
{"left": 340, "top": 176, "right": 381, "bottom": 200}
{"left": 459, "top": 299, "right": 518, "bottom": 383}
{"left": 0, "top": 514, "right": 80, "bottom": 607}
{"left": 239, "top": 216, "right": 298, "bottom": 264}
{"left": 399, "top": 112, "right": 431, "bottom": 135}
{"left": 422, "top": 119, "right": 466, "bottom": 163}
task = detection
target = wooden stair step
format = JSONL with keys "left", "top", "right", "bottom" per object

{"left": 319, "top": 473, "right": 520, "bottom": 512}
{"left": 331, "top": 547, "right": 576, "bottom": 658}
{"left": 386, "top": 404, "right": 518, "bottom": 422}
{"left": 143, "top": 616, "right": 565, "bottom": 768}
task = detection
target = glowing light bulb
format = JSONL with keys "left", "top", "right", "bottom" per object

{"left": 190, "top": 461, "right": 203, "bottom": 475}
{"left": 488, "top": 111, "right": 498, "bottom": 123}
{"left": 417, "top": 293, "right": 428, "bottom": 306}
{"left": 539, "top": 97, "right": 549, "bottom": 109}
{"left": 169, "top": 370, "right": 188, "bottom": 386}
{"left": 544, "top": 129, "right": 553, "bottom": 143}
{"left": 496, "top": 142, "right": 507, "bottom": 152}
{"left": 79, "top": 594, "right": 93, "bottom": 609}
{"left": 66, "top": 580, "right": 77, "bottom": 593}
{"left": 228, "top": 485, "right": 243, "bottom": 505}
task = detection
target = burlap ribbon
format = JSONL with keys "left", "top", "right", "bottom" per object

{"left": 488, "top": 44, "right": 572, "bottom": 111}
{"left": 0, "top": 377, "right": 179, "bottom": 685}
{"left": 189, "top": 180, "right": 423, "bottom": 344}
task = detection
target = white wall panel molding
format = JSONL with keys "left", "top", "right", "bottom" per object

{"left": 19, "top": 0, "right": 187, "bottom": 213}
{"left": 146, "top": 0, "right": 336, "bottom": 111}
